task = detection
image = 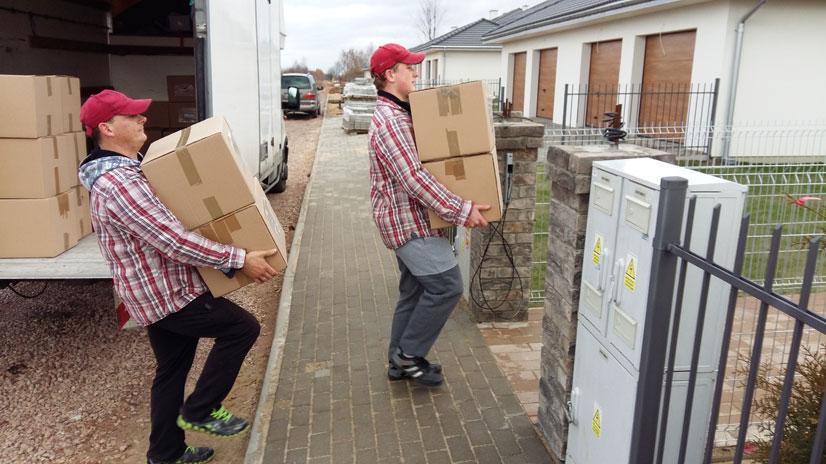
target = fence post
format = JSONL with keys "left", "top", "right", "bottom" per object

{"left": 628, "top": 176, "right": 687, "bottom": 464}
{"left": 562, "top": 84, "right": 569, "bottom": 130}
{"left": 706, "top": 78, "right": 720, "bottom": 160}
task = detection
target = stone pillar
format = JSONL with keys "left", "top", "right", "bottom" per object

{"left": 465, "top": 120, "right": 543, "bottom": 322}
{"left": 537, "top": 144, "right": 675, "bottom": 459}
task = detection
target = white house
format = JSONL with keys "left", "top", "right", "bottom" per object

{"left": 409, "top": 8, "right": 525, "bottom": 85}
{"left": 483, "top": 0, "right": 826, "bottom": 158}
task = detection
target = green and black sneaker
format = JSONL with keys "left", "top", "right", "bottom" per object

{"left": 147, "top": 446, "right": 214, "bottom": 464}
{"left": 176, "top": 405, "right": 249, "bottom": 437}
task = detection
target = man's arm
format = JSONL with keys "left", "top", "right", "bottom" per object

{"left": 106, "top": 175, "right": 246, "bottom": 270}
{"left": 374, "top": 116, "right": 473, "bottom": 226}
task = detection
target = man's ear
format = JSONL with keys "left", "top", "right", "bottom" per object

{"left": 98, "top": 121, "right": 114, "bottom": 137}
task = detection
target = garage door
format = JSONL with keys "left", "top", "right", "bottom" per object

{"left": 585, "top": 39, "right": 622, "bottom": 127}
{"left": 512, "top": 52, "right": 526, "bottom": 113}
{"left": 536, "top": 48, "right": 557, "bottom": 119}
{"left": 639, "top": 30, "right": 696, "bottom": 128}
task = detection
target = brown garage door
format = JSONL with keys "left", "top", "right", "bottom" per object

{"left": 536, "top": 48, "right": 557, "bottom": 119}
{"left": 512, "top": 52, "right": 526, "bottom": 113}
{"left": 639, "top": 30, "right": 696, "bottom": 128}
{"left": 585, "top": 39, "right": 621, "bottom": 127}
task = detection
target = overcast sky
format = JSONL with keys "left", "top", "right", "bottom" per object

{"left": 281, "top": 0, "right": 537, "bottom": 71}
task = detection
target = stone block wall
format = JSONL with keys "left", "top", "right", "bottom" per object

{"left": 537, "top": 144, "right": 675, "bottom": 459}
{"left": 466, "top": 120, "right": 543, "bottom": 322}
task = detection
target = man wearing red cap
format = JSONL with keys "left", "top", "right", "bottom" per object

{"left": 368, "top": 44, "right": 490, "bottom": 387}
{"left": 78, "top": 90, "right": 278, "bottom": 464}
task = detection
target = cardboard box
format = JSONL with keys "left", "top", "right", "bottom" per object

{"left": 409, "top": 81, "right": 495, "bottom": 162}
{"left": 0, "top": 185, "right": 85, "bottom": 257}
{"left": 72, "top": 131, "right": 88, "bottom": 169}
{"left": 0, "top": 75, "right": 61, "bottom": 138}
{"left": 71, "top": 185, "right": 92, "bottom": 239}
{"left": 141, "top": 116, "right": 254, "bottom": 229}
{"left": 54, "top": 75, "right": 81, "bottom": 134}
{"left": 0, "top": 135, "right": 79, "bottom": 198}
{"left": 196, "top": 184, "right": 288, "bottom": 297}
{"left": 167, "top": 75, "right": 196, "bottom": 102}
{"left": 140, "top": 129, "right": 165, "bottom": 157}
{"left": 169, "top": 102, "right": 198, "bottom": 128}
{"left": 423, "top": 151, "right": 503, "bottom": 229}
{"left": 144, "top": 101, "right": 170, "bottom": 128}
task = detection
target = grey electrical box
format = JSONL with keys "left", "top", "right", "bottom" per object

{"left": 566, "top": 158, "right": 747, "bottom": 463}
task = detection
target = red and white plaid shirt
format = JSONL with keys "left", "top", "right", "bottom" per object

{"left": 88, "top": 163, "right": 245, "bottom": 327}
{"left": 368, "top": 94, "right": 471, "bottom": 250}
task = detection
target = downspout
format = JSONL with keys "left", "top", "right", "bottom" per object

{"left": 721, "top": 0, "right": 767, "bottom": 163}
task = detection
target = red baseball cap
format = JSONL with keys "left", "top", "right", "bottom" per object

{"left": 80, "top": 89, "right": 152, "bottom": 136}
{"left": 370, "top": 43, "right": 425, "bottom": 75}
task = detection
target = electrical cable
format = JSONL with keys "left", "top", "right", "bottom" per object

{"left": 7, "top": 281, "right": 48, "bottom": 299}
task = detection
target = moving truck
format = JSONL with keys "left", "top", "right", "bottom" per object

{"left": 0, "top": 1, "right": 290, "bottom": 289}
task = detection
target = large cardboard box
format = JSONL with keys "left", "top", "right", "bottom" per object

{"left": 71, "top": 185, "right": 93, "bottom": 239}
{"left": 0, "top": 185, "right": 86, "bottom": 257}
{"left": 169, "top": 102, "right": 198, "bottom": 128}
{"left": 167, "top": 75, "right": 196, "bottom": 102}
{"left": 409, "top": 81, "right": 495, "bottom": 162}
{"left": 72, "top": 131, "right": 88, "bottom": 169}
{"left": 0, "top": 135, "right": 79, "bottom": 198}
{"left": 141, "top": 116, "right": 254, "bottom": 229}
{"left": 0, "top": 75, "right": 61, "bottom": 138}
{"left": 423, "top": 151, "right": 503, "bottom": 229}
{"left": 144, "top": 101, "right": 171, "bottom": 128}
{"left": 196, "top": 184, "right": 288, "bottom": 297}
{"left": 54, "top": 75, "right": 82, "bottom": 134}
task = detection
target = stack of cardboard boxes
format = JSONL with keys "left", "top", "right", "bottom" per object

{"left": 141, "top": 75, "right": 198, "bottom": 154}
{"left": 0, "top": 74, "right": 92, "bottom": 258}
{"left": 409, "top": 81, "right": 503, "bottom": 229}
{"left": 142, "top": 116, "right": 288, "bottom": 297}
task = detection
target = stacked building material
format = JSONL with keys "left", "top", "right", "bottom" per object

{"left": 341, "top": 78, "right": 377, "bottom": 133}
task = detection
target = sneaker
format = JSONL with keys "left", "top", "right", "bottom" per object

{"left": 176, "top": 405, "right": 249, "bottom": 437}
{"left": 390, "top": 348, "right": 444, "bottom": 386}
{"left": 388, "top": 359, "right": 442, "bottom": 381}
{"left": 147, "top": 446, "right": 214, "bottom": 464}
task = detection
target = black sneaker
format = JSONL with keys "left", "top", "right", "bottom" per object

{"left": 176, "top": 405, "right": 249, "bottom": 437}
{"left": 388, "top": 358, "right": 442, "bottom": 381}
{"left": 390, "top": 348, "right": 444, "bottom": 386}
{"left": 147, "top": 446, "right": 214, "bottom": 464}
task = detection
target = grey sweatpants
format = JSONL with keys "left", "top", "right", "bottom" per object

{"left": 389, "top": 237, "right": 463, "bottom": 360}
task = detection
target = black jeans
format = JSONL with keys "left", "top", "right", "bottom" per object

{"left": 145, "top": 292, "right": 261, "bottom": 461}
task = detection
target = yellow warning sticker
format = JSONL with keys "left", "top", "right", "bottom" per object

{"left": 592, "top": 234, "right": 603, "bottom": 266}
{"left": 592, "top": 405, "right": 602, "bottom": 438}
{"left": 624, "top": 255, "right": 637, "bottom": 291}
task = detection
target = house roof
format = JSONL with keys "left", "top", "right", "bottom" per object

{"left": 409, "top": 8, "right": 526, "bottom": 52}
{"left": 484, "top": 0, "right": 659, "bottom": 41}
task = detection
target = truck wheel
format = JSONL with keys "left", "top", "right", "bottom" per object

{"left": 268, "top": 151, "right": 288, "bottom": 194}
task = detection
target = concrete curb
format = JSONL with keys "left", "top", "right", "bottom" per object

{"left": 244, "top": 115, "right": 328, "bottom": 464}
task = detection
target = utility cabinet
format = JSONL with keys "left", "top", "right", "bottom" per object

{"left": 566, "top": 158, "right": 747, "bottom": 463}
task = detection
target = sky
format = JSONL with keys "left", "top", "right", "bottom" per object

{"left": 281, "top": 0, "right": 537, "bottom": 71}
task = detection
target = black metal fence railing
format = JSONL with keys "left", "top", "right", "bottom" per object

{"left": 633, "top": 180, "right": 826, "bottom": 464}
{"left": 556, "top": 80, "right": 720, "bottom": 158}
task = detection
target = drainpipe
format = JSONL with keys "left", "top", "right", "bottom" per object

{"left": 721, "top": 0, "right": 767, "bottom": 163}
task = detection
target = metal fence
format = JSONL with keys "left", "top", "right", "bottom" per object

{"left": 628, "top": 182, "right": 826, "bottom": 464}
{"left": 414, "top": 78, "right": 503, "bottom": 112}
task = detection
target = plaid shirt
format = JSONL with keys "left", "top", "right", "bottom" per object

{"left": 88, "top": 163, "right": 245, "bottom": 326}
{"left": 368, "top": 94, "right": 471, "bottom": 250}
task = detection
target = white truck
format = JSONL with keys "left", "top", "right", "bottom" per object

{"left": 0, "top": 0, "right": 289, "bottom": 286}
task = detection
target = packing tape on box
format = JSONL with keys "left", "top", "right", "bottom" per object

{"left": 52, "top": 136, "right": 59, "bottom": 159}
{"left": 54, "top": 167, "right": 60, "bottom": 194}
{"left": 203, "top": 196, "right": 224, "bottom": 221}
{"left": 75, "top": 188, "right": 82, "bottom": 206}
{"left": 63, "top": 233, "right": 70, "bottom": 250}
{"left": 46, "top": 115, "right": 52, "bottom": 136}
{"left": 72, "top": 134, "right": 79, "bottom": 161}
{"left": 57, "top": 193, "right": 70, "bottom": 217}
{"left": 175, "top": 127, "right": 202, "bottom": 186}
{"left": 446, "top": 129, "right": 460, "bottom": 157}
{"left": 46, "top": 76, "right": 53, "bottom": 97}
{"left": 437, "top": 87, "right": 462, "bottom": 117}
{"left": 444, "top": 158, "right": 466, "bottom": 180}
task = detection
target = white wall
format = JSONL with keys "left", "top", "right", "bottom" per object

{"left": 729, "top": 0, "right": 826, "bottom": 124}
{"left": 497, "top": 0, "right": 732, "bottom": 120}
{"left": 429, "top": 50, "right": 501, "bottom": 82}
{"left": 0, "top": 1, "right": 109, "bottom": 85}
{"left": 109, "top": 36, "right": 195, "bottom": 101}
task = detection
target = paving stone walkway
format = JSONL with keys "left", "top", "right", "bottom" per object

{"left": 262, "top": 116, "right": 551, "bottom": 464}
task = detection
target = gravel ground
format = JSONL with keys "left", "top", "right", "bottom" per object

{"left": 0, "top": 111, "right": 322, "bottom": 463}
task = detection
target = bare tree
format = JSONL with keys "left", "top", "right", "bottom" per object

{"left": 283, "top": 57, "right": 309, "bottom": 74}
{"left": 329, "top": 45, "right": 375, "bottom": 82}
{"left": 416, "top": 0, "right": 446, "bottom": 42}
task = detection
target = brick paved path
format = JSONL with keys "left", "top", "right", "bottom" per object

{"left": 262, "top": 117, "right": 551, "bottom": 464}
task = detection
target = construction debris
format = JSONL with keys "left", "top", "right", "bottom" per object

{"left": 341, "top": 78, "right": 377, "bottom": 133}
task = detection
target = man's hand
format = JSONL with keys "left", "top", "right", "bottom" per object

{"left": 466, "top": 204, "right": 491, "bottom": 228}
{"left": 241, "top": 248, "right": 279, "bottom": 283}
